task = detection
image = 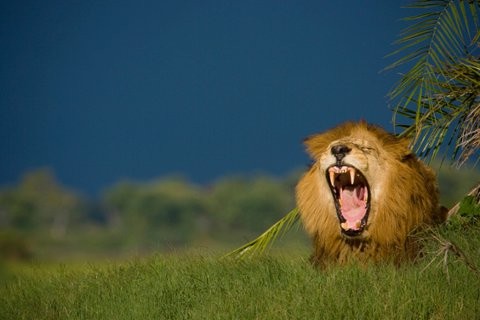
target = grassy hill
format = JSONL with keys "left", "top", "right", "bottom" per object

{"left": 1, "top": 221, "right": 480, "bottom": 320}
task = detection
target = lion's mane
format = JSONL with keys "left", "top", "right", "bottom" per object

{"left": 296, "top": 122, "right": 446, "bottom": 266}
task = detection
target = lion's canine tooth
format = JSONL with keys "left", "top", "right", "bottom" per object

{"left": 349, "top": 168, "right": 355, "bottom": 185}
{"left": 355, "top": 220, "right": 362, "bottom": 229}
{"left": 329, "top": 170, "right": 335, "bottom": 187}
{"left": 341, "top": 222, "right": 348, "bottom": 230}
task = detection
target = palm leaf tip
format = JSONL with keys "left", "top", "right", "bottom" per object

{"left": 223, "top": 207, "right": 300, "bottom": 259}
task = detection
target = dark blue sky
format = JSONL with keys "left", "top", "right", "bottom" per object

{"left": 1, "top": 1, "right": 410, "bottom": 195}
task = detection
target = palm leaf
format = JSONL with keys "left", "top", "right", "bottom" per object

{"left": 223, "top": 207, "right": 299, "bottom": 259}
{"left": 387, "top": 0, "right": 480, "bottom": 166}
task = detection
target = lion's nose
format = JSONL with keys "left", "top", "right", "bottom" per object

{"left": 331, "top": 144, "right": 351, "bottom": 162}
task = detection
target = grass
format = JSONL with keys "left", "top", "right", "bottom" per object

{"left": 1, "top": 222, "right": 480, "bottom": 319}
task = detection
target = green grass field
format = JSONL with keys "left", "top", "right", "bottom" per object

{"left": 1, "top": 224, "right": 480, "bottom": 320}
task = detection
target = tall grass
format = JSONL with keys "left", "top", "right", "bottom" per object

{"left": 1, "top": 223, "right": 480, "bottom": 320}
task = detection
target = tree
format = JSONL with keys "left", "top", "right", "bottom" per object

{"left": 103, "top": 177, "right": 207, "bottom": 247}
{"left": 0, "top": 169, "right": 81, "bottom": 238}
{"left": 386, "top": 0, "right": 480, "bottom": 168}
{"left": 208, "top": 176, "right": 294, "bottom": 234}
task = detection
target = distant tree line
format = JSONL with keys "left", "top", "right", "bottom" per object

{"left": 0, "top": 166, "right": 477, "bottom": 261}
{"left": 0, "top": 169, "right": 298, "bottom": 260}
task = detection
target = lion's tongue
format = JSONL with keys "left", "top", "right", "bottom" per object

{"left": 340, "top": 186, "right": 366, "bottom": 230}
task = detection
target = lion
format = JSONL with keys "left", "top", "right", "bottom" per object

{"left": 296, "top": 121, "right": 446, "bottom": 267}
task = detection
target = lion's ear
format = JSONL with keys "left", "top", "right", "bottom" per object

{"left": 303, "top": 122, "right": 355, "bottom": 159}
{"left": 303, "top": 134, "right": 329, "bottom": 159}
{"left": 400, "top": 152, "right": 415, "bottom": 162}
{"left": 394, "top": 136, "right": 415, "bottom": 161}
{"left": 303, "top": 135, "right": 317, "bottom": 158}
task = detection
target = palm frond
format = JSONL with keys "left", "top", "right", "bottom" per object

{"left": 387, "top": 0, "right": 480, "bottom": 166}
{"left": 223, "top": 207, "right": 299, "bottom": 259}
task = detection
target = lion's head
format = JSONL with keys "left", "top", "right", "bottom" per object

{"left": 296, "top": 122, "right": 446, "bottom": 266}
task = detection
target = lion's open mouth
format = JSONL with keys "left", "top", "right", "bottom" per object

{"left": 326, "top": 165, "right": 371, "bottom": 237}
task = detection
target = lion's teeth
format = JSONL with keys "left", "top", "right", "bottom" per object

{"left": 349, "top": 168, "right": 355, "bottom": 185}
{"left": 341, "top": 222, "right": 348, "bottom": 230}
{"left": 355, "top": 220, "right": 362, "bottom": 229}
{"left": 329, "top": 170, "right": 335, "bottom": 187}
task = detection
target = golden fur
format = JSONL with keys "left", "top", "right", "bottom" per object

{"left": 296, "top": 122, "right": 446, "bottom": 266}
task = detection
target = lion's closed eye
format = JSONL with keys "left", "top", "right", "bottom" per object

{"left": 358, "top": 145, "right": 375, "bottom": 153}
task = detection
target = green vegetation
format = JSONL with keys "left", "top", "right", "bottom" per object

{"left": 1, "top": 221, "right": 480, "bottom": 320}
{"left": 0, "top": 168, "right": 300, "bottom": 261}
